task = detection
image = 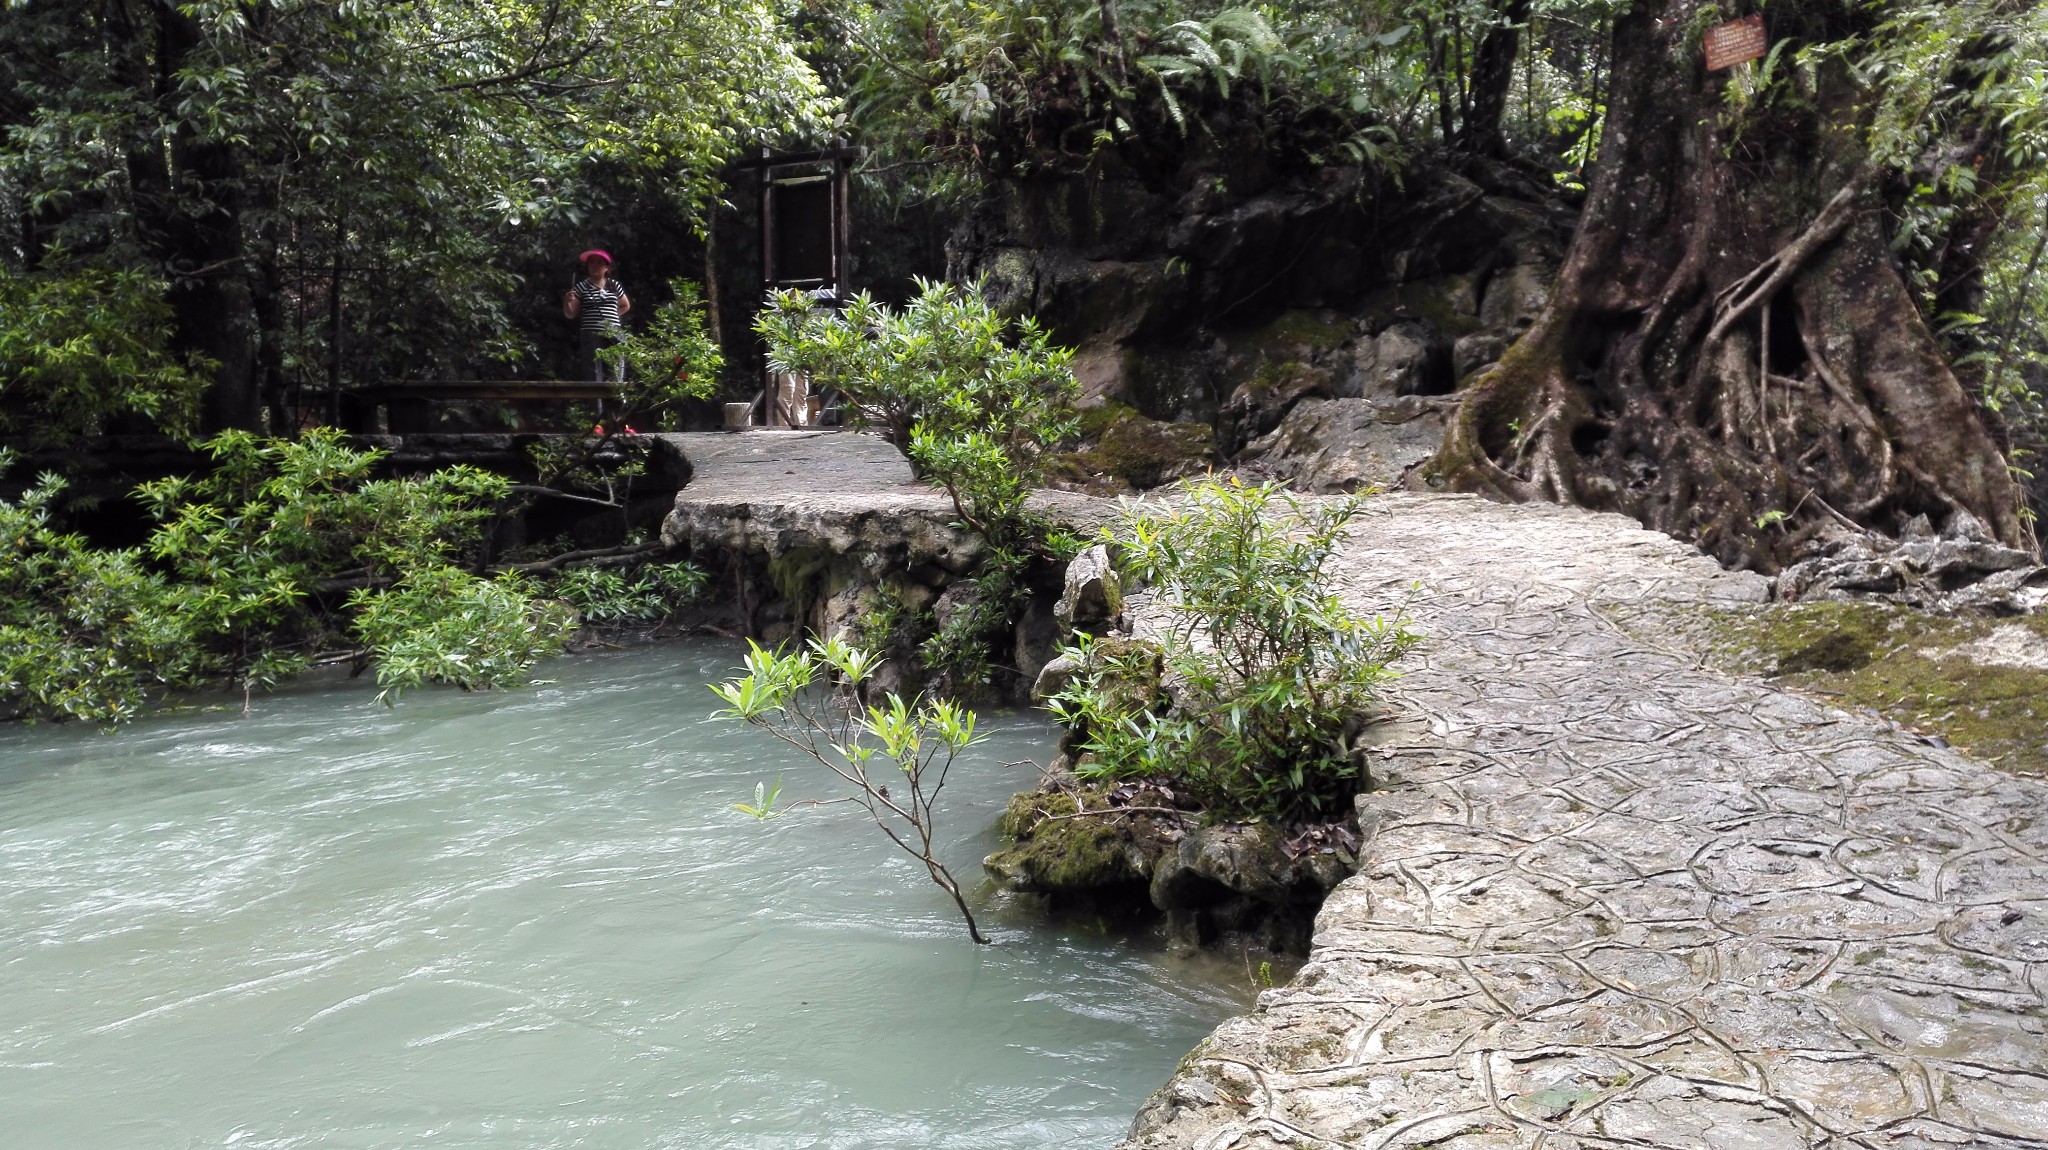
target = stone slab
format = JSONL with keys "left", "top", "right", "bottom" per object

{"left": 657, "top": 430, "right": 1116, "bottom": 574}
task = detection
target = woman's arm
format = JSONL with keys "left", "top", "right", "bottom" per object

{"left": 562, "top": 285, "right": 581, "bottom": 319}
{"left": 616, "top": 288, "right": 631, "bottom": 317}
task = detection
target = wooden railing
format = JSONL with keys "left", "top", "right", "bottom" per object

{"left": 338, "top": 381, "right": 620, "bottom": 434}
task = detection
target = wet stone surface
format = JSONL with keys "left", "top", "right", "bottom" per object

{"left": 1125, "top": 494, "right": 2048, "bottom": 1150}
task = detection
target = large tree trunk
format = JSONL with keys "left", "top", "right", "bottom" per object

{"left": 1433, "top": 0, "right": 2033, "bottom": 569}
{"left": 1454, "top": 0, "right": 1532, "bottom": 159}
{"left": 113, "top": 0, "right": 262, "bottom": 433}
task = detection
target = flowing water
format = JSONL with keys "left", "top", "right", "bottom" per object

{"left": 0, "top": 642, "right": 1250, "bottom": 1149}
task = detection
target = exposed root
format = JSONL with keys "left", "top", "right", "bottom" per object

{"left": 1706, "top": 173, "right": 1870, "bottom": 346}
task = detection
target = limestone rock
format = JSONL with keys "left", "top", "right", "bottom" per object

{"left": 1149, "top": 822, "right": 1299, "bottom": 909}
{"left": 1031, "top": 651, "right": 1085, "bottom": 703}
{"left": 1221, "top": 362, "right": 1333, "bottom": 451}
{"left": 1057, "top": 410, "right": 1215, "bottom": 490}
{"left": 1775, "top": 530, "right": 2048, "bottom": 612}
{"left": 1244, "top": 396, "right": 1451, "bottom": 493}
{"left": 1056, "top": 545, "right": 1122, "bottom": 633}
{"left": 1479, "top": 262, "right": 1553, "bottom": 330}
{"left": 1359, "top": 321, "right": 1448, "bottom": 398}
{"left": 1012, "top": 594, "right": 1062, "bottom": 685}
{"left": 1453, "top": 331, "right": 1507, "bottom": 381}
{"left": 981, "top": 791, "right": 1164, "bottom": 895}
{"left": 931, "top": 579, "right": 985, "bottom": 635}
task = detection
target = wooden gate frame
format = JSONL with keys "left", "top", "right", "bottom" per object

{"left": 732, "top": 143, "right": 866, "bottom": 427}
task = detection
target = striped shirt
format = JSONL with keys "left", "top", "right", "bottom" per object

{"left": 573, "top": 278, "right": 626, "bottom": 332}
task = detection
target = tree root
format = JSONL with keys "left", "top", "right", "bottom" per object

{"left": 1706, "top": 172, "right": 1870, "bottom": 347}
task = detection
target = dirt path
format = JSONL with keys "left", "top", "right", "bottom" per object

{"left": 1125, "top": 493, "right": 2048, "bottom": 1150}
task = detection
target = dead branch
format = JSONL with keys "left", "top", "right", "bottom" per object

{"left": 1034, "top": 804, "right": 1190, "bottom": 823}
{"left": 506, "top": 484, "right": 623, "bottom": 508}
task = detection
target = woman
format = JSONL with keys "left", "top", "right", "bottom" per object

{"left": 562, "top": 249, "right": 632, "bottom": 383}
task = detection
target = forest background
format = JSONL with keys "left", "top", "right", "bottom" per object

{"left": 4, "top": 0, "right": 2048, "bottom": 717}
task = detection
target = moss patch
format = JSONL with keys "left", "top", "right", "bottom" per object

{"left": 1701, "top": 602, "right": 2048, "bottom": 777}
{"left": 1241, "top": 309, "right": 1355, "bottom": 358}
{"left": 1051, "top": 404, "right": 1215, "bottom": 491}
{"left": 1354, "top": 279, "right": 1485, "bottom": 338}
{"left": 985, "top": 788, "right": 1153, "bottom": 891}
{"left": 1072, "top": 400, "right": 1141, "bottom": 440}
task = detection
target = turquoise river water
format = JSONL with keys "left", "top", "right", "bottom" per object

{"left": 0, "top": 642, "right": 1249, "bottom": 1149}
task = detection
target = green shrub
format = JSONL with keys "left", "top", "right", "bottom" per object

{"left": 547, "top": 561, "right": 708, "bottom": 624}
{"left": 0, "top": 463, "right": 191, "bottom": 722}
{"left": 755, "top": 278, "right": 1079, "bottom": 545}
{"left": 1048, "top": 477, "right": 1416, "bottom": 821}
{"left": 0, "top": 432, "right": 603, "bottom": 721}
{"left": 0, "top": 267, "right": 209, "bottom": 445}
{"left": 351, "top": 569, "right": 576, "bottom": 704}
{"left": 597, "top": 278, "right": 724, "bottom": 427}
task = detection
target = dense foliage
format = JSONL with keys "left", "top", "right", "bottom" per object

{"left": 1050, "top": 478, "right": 1416, "bottom": 821}
{"left": 1, "top": 0, "right": 828, "bottom": 428}
{"left": 0, "top": 267, "right": 210, "bottom": 444}
{"left": 0, "top": 433, "right": 703, "bottom": 723}
{"left": 827, "top": 0, "right": 1623, "bottom": 184}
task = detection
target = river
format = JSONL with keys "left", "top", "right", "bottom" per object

{"left": 0, "top": 642, "right": 1248, "bottom": 1148}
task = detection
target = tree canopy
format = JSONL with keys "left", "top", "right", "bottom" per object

{"left": 1, "top": 0, "right": 829, "bottom": 433}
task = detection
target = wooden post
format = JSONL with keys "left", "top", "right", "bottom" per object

{"left": 757, "top": 146, "right": 773, "bottom": 425}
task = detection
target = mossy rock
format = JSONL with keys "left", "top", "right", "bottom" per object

{"left": 1701, "top": 601, "right": 2048, "bottom": 777}
{"left": 1072, "top": 400, "right": 1141, "bottom": 440}
{"left": 984, "top": 788, "right": 1158, "bottom": 893}
{"left": 1242, "top": 309, "right": 1355, "bottom": 359}
{"left": 1052, "top": 404, "right": 1215, "bottom": 490}
{"left": 1354, "top": 279, "right": 1486, "bottom": 339}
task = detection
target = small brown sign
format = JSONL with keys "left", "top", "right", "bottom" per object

{"left": 1704, "top": 15, "right": 1768, "bottom": 72}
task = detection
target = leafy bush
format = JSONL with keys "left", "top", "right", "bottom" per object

{"left": 547, "top": 562, "right": 708, "bottom": 624}
{"left": 0, "top": 268, "right": 210, "bottom": 445}
{"left": 0, "top": 431, "right": 608, "bottom": 722}
{"left": 756, "top": 278, "right": 1079, "bottom": 544}
{"left": 918, "top": 547, "right": 1032, "bottom": 693}
{"left": 0, "top": 462, "right": 191, "bottom": 723}
{"left": 351, "top": 569, "right": 576, "bottom": 704}
{"left": 1049, "top": 477, "right": 1416, "bottom": 821}
{"left": 711, "top": 636, "right": 993, "bottom": 943}
{"left": 134, "top": 430, "right": 515, "bottom": 691}
{"left": 597, "top": 279, "right": 724, "bottom": 427}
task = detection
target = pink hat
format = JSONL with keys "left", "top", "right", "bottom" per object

{"left": 578, "top": 249, "right": 613, "bottom": 265}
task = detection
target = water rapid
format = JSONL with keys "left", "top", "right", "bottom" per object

{"left": 0, "top": 642, "right": 1249, "bottom": 1148}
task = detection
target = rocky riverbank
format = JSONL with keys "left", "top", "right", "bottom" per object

{"left": 657, "top": 429, "right": 1114, "bottom": 699}
{"left": 656, "top": 431, "right": 1376, "bottom": 955}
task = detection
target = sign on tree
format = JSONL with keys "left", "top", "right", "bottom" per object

{"left": 1704, "top": 15, "right": 1768, "bottom": 72}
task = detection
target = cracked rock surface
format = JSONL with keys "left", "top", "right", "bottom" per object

{"left": 1124, "top": 493, "right": 2048, "bottom": 1150}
